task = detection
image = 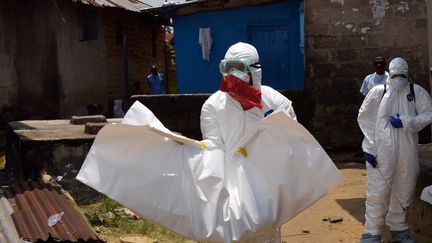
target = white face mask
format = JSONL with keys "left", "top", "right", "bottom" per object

{"left": 390, "top": 77, "right": 408, "bottom": 90}
{"left": 229, "top": 69, "right": 250, "bottom": 83}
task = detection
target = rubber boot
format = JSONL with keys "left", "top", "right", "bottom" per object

{"left": 359, "top": 233, "right": 381, "bottom": 243}
{"left": 390, "top": 229, "right": 415, "bottom": 243}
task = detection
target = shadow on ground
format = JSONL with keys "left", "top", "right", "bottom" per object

{"left": 336, "top": 198, "right": 366, "bottom": 224}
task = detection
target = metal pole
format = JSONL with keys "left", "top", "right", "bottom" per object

{"left": 376, "top": 166, "right": 406, "bottom": 212}
{"left": 123, "top": 31, "right": 129, "bottom": 109}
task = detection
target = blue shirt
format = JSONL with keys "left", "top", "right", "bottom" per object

{"left": 147, "top": 73, "right": 166, "bottom": 94}
{"left": 360, "top": 71, "right": 389, "bottom": 96}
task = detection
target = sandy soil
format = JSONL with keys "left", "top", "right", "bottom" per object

{"left": 281, "top": 163, "right": 430, "bottom": 243}
{"left": 281, "top": 164, "right": 367, "bottom": 243}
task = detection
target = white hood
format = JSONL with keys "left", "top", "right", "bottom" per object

{"left": 224, "top": 42, "right": 262, "bottom": 90}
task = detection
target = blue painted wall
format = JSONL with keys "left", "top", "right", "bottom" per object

{"left": 173, "top": 0, "right": 304, "bottom": 93}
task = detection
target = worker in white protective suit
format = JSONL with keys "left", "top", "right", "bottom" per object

{"left": 77, "top": 41, "right": 343, "bottom": 243}
{"left": 200, "top": 42, "right": 297, "bottom": 242}
{"left": 358, "top": 57, "right": 432, "bottom": 243}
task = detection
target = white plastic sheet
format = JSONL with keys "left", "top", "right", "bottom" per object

{"left": 77, "top": 101, "right": 343, "bottom": 242}
{"left": 420, "top": 185, "right": 432, "bottom": 205}
{"left": 0, "top": 197, "right": 22, "bottom": 242}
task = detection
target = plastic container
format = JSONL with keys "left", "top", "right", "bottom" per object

{"left": 86, "top": 104, "right": 103, "bottom": 115}
{"left": 119, "top": 234, "right": 157, "bottom": 243}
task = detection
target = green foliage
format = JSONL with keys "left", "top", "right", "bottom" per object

{"left": 101, "top": 197, "right": 122, "bottom": 213}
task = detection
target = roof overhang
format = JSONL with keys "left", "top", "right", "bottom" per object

{"left": 72, "top": 0, "right": 153, "bottom": 12}
{"left": 143, "top": 0, "right": 282, "bottom": 17}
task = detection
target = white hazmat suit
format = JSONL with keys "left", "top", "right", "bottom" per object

{"left": 358, "top": 58, "right": 432, "bottom": 240}
{"left": 201, "top": 42, "right": 297, "bottom": 152}
{"left": 201, "top": 43, "right": 297, "bottom": 242}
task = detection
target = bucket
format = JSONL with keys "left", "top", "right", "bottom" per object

{"left": 86, "top": 104, "right": 103, "bottom": 115}
{"left": 119, "top": 234, "right": 157, "bottom": 243}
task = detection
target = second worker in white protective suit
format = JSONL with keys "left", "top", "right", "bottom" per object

{"left": 200, "top": 42, "right": 297, "bottom": 242}
{"left": 358, "top": 57, "right": 432, "bottom": 243}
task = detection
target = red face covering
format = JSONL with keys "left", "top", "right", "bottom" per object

{"left": 220, "top": 74, "right": 262, "bottom": 111}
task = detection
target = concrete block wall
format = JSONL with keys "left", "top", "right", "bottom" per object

{"left": 305, "top": 0, "right": 430, "bottom": 146}
{"left": 6, "top": 128, "right": 99, "bottom": 202}
{"left": 131, "top": 89, "right": 315, "bottom": 141}
{"left": 132, "top": 94, "right": 209, "bottom": 139}
{"left": 409, "top": 144, "right": 432, "bottom": 238}
{"left": 409, "top": 164, "right": 432, "bottom": 238}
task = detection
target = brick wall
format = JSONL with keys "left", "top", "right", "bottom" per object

{"left": 305, "top": 0, "right": 429, "bottom": 146}
{"left": 102, "top": 8, "right": 166, "bottom": 101}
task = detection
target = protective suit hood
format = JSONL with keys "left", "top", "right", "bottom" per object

{"left": 224, "top": 42, "right": 262, "bottom": 90}
{"left": 389, "top": 57, "right": 408, "bottom": 77}
{"left": 388, "top": 57, "right": 409, "bottom": 90}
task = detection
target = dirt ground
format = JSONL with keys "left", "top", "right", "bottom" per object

{"left": 281, "top": 164, "right": 367, "bottom": 243}
{"left": 281, "top": 163, "right": 431, "bottom": 243}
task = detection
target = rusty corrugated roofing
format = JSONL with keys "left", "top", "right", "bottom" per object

{"left": 4, "top": 181, "right": 101, "bottom": 242}
{"left": 75, "top": 0, "right": 153, "bottom": 12}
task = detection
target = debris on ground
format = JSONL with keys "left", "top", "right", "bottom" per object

{"left": 85, "top": 212, "right": 102, "bottom": 225}
{"left": 41, "top": 171, "right": 52, "bottom": 184}
{"left": 302, "top": 229, "right": 310, "bottom": 234}
{"left": 99, "top": 211, "right": 115, "bottom": 222}
{"left": 115, "top": 207, "right": 141, "bottom": 220}
{"left": 328, "top": 216, "right": 343, "bottom": 223}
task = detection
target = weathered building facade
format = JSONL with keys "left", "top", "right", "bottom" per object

{"left": 305, "top": 0, "right": 429, "bottom": 146}
{"left": 1, "top": 0, "right": 429, "bottom": 147}
{"left": 143, "top": 0, "right": 429, "bottom": 147}
{"left": 0, "top": 0, "right": 165, "bottom": 119}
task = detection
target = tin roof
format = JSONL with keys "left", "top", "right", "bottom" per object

{"left": 144, "top": 0, "right": 281, "bottom": 17}
{"left": 75, "top": 0, "right": 153, "bottom": 12}
{"left": 4, "top": 181, "right": 101, "bottom": 242}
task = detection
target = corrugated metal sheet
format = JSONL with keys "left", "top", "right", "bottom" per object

{"left": 75, "top": 0, "right": 153, "bottom": 12}
{"left": 4, "top": 181, "right": 101, "bottom": 242}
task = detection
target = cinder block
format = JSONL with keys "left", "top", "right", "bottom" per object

{"left": 70, "top": 115, "right": 107, "bottom": 125}
{"left": 84, "top": 122, "right": 107, "bottom": 135}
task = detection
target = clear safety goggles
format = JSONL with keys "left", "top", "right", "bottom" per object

{"left": 219, "top": 58, "right": 261, "bottom": 76}
{"left": 390, "top": 73, "right": 408, "bottom": 79}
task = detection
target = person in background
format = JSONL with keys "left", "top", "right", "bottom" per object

{"left": 358, "top": 57, "right": 432, "bottom": 243}
{"left": 147, "top": 65, "right": 166, "bottom": 94}
{"left": 360, "top": 56, "right": 388, "bottom": 96}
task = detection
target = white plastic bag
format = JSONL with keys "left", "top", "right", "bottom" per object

{"left": 77, "top": 101, "right": 343, "bottom": 242}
